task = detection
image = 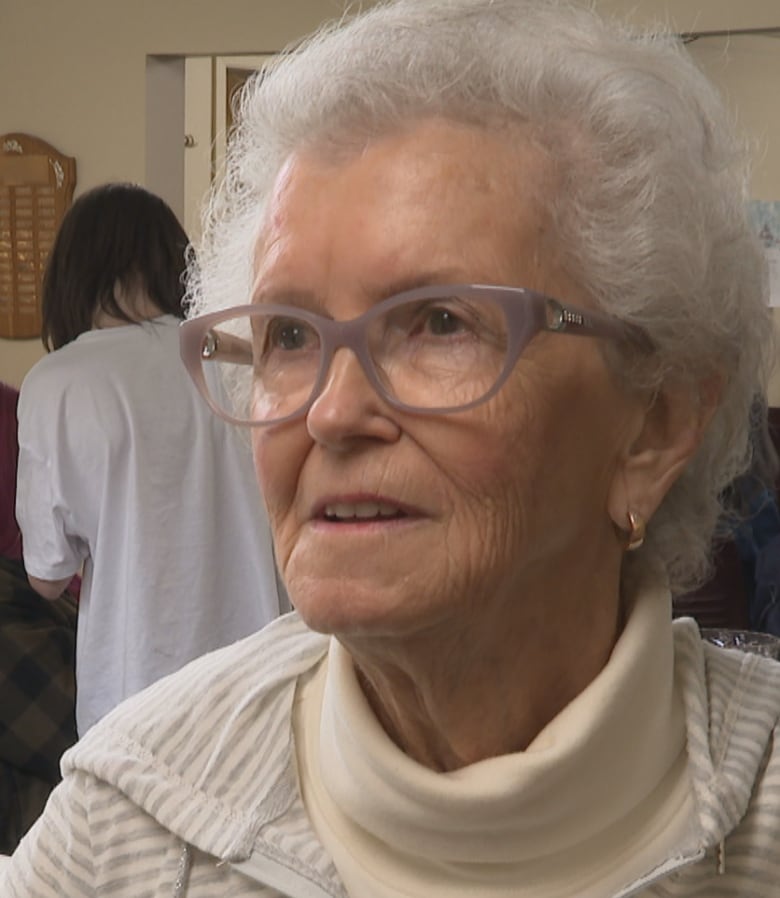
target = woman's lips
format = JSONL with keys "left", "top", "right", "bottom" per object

{"left": 323, "top": 500, "right": 406, "bottom": 521}
{"left": 312, "top": 494, "right": 422, "bottom": 523}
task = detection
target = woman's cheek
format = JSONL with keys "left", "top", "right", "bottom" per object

{"left": 252, "top": 429, "right": 300, "bottom": 536}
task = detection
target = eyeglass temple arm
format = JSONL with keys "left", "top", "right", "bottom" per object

{"left": 201, "top": 328, "right": 253, "bottom": 365}
{"left": 544, "top": 299, "right": 651, "bottom": 350}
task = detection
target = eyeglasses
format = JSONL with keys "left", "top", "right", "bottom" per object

{"left": 179, "top": 284, "right": 649, "bottom": 426}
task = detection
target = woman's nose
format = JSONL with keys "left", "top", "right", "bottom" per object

{"left": 306, "top": 348, "right": 401, "bottom": 449}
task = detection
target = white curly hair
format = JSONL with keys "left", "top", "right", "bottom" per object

{"left": 186, "top": 0, "right": 774, "bottom": 594}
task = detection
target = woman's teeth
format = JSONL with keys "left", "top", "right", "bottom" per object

{"left": 324, "top": 501, "right": 402, "bottom": 521}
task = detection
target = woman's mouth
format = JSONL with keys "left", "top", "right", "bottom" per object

{"left": 323, "top": 501, "right": 408, "bottom": 522}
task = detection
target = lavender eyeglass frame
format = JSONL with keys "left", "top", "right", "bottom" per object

{"left": 179, "top": 284, "right": 649, "bottom": 427}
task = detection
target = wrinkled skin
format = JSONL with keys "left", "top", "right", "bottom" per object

{"left": 250, "top": 119, "right": 695, "bottom": 769}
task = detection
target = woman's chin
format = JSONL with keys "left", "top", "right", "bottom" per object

{"left": 287, "top": 576, "right": 434, "bottom": 639}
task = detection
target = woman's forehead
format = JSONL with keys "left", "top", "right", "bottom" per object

{"left": 251, "top": 120, "right": 562, "bottom": 299}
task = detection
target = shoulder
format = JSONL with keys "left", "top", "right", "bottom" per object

{"left": 675, "top": 618, "right": 780, "bottom": 753}
{"left": 673, "top": 618, "right": 780, "bottom": 846}
{"left": 20, "top": 319, "right": 179, "bottom": 393}
{"left": 62, "top": 614, "right": 328, "bottom": 852}
{"left": 72, "top": 612, "right": 327, "bottom": 755}
{"left": 18, "top": 339, "right": 104, "bottom": 417}
{"left": 674, "top": 617, "right": 780, "bottom": 700}
{"left": 19, "top": 321, "right": 183, "bottom": 428}
{"left": 18, "top": 348, "right": 74, "bottom": 402}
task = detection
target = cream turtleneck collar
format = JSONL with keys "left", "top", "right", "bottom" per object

{"left": 293, "top": 577, "right": 694, "bottom": 897}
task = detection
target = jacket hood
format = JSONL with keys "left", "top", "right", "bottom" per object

{"left": 672, "top": 617, "right": 780, "bottom": 847}
{"left": 64, "top": 614, "right": 330, "bottom": 862}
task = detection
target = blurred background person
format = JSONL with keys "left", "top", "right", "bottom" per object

{"left": 725, "top": 398, "right": 780, "bottom": 634}
{"left": 15, "top": 183, "right": 286, "bottom": 736}
{"left": 0, "top": 380, "right": 77, "bottom": 853}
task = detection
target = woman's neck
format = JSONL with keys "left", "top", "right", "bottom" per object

{"left": 92, "top": 288, "right": 165, "bottom": 329}
{"left": 344, "top": 573, "right": 625, "bottom": 771}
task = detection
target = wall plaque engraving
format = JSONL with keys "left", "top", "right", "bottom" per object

{"left": 0, "top": 133, "right": 76, "bottom": 339}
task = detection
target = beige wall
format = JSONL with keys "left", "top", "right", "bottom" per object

{"left": 2, "top": 0, "right": 780, "bottom": 390}
{"left": 0, "top": 0, "right": 369, "bottom": 386}
{"left": 596, "top": 0, "right": 779, "bottom": 30}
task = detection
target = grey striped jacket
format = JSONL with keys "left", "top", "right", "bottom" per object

{"left": 3, "top": 611, "right": 780, "bottom": 897}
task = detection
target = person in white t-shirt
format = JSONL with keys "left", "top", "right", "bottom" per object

{"left": 15, "top": 183, "right": 286, "bottom": 735}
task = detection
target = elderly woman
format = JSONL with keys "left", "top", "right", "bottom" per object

{"left": 4, "top": 0, "right": 780, "bottom": 895}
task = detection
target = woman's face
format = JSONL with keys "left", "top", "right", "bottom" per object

{"left": 251, "top": 119, "right": 644, "bottom": 638}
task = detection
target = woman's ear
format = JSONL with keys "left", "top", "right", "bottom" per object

{"left": 608, "top": 375, "right": 722, "bottom": 533}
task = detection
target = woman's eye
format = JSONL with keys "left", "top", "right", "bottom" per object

{"left": 268, "top": 319, "right": 312, "bottom": 350}
{"left": 426, "top": 307, "right": 464, "bottom": 336}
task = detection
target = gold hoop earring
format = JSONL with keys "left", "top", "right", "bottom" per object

{"left": 626, "top": 510, "right": 645, "bottom": 551}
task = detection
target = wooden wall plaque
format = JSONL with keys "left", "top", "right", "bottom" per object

{"left": 0, "top": 133, "right": 76, "bottom": 339}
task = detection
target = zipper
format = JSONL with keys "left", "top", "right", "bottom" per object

{"left": 173, "top": 843, "right": 192, "bottom": 898}
{"left": 611, "top": 849, "right": 706, "bottom": 897}
{"left": 231, "top": 851, "right": 343, "bottom": 898}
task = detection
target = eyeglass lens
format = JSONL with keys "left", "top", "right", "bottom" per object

{"left": 199, "top": 292, "right": 511, "bottom": 423}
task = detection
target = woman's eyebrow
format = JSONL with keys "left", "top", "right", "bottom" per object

{"left": 250, "top": 287, "right": 328, "bottom": 313}
{"left": 250, "top": 269, "right": 470, "bottom": 310}
{"left": 368, "top": 269, "right": 472, "bottom": 301}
